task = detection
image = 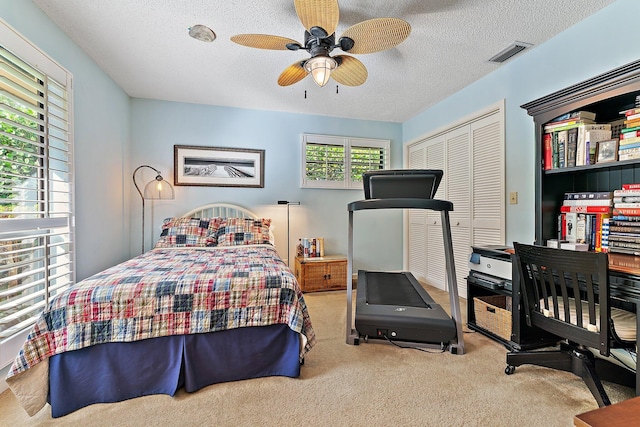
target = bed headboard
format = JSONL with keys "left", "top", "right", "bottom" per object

{"left": 181, "top": 203, "right": 258, "bottom": 219}
{"left": 180, "top": 203, "right": 275, "bottom": 244}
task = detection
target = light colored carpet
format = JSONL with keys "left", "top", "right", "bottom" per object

{"left": 0, "top": 286, "right": 635, "bottom": 426}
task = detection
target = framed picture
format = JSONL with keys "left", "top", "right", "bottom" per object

{"left": 174, "top": 145, "right": 264, "bottom": 187}
{"left": 595, "top": 139, "right": 619, "bottom": 164}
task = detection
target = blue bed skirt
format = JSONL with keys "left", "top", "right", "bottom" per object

{"left": 48, "top": 324, "right": 301, "bottom": 418}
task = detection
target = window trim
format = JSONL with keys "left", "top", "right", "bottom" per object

{"left": 300, "top": 133, "right": 390, "bottom": 189}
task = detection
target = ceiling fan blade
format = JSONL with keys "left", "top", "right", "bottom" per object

{"left": 331, "top": 55, "right": 367, "bottom": 86}
{"left": 278, "top": 61, "right": 308, "bottom": 86}
{"left": 231, "top": 34, "right": 301, "bottom": 50}
{"left": 340, "top": 18, "right": 411, "bottom": 54}
{"left": 294, "top": 0, "right": 339, "bottom": 36}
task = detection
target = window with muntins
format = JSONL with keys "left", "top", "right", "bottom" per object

{"left": 0, "top": 21, "right": 74, "bottom": 367}
{"left": 301, "top": 133, "right": 390, "bottom": 189}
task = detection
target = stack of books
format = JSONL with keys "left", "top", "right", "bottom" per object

{"left": 296, "top": 237, "right": 325, "bottom": 258}
{"left": 610, "top": 184, "right": 640, "bottom": 255}
{"left": 618, "top": 106, "right": 640, "bottom": 161}
{"left": 558, "top": 191, "right": 612, "bottom": 251}
{"left": 542, "top": 111, "right": 612, "bottom": 169}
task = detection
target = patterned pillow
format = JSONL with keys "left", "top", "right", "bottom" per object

{"left": 215, "top": 218, "right": 272, "bottom": 246}
{"left": 154, "top": 217, "right": 222, "bottom": 248}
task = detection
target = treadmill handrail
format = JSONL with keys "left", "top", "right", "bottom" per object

{"left": 348, "top": 198, "right": 453, "bottom": 212}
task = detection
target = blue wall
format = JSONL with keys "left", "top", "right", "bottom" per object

{"left": 403, "top": 0, "right": 640, "bottom": 247}
{"left": 0, "top": 0, "right": 131, "bottom": 280}
{"left": 130, "top": 99, "right": 403, "bottom": 269}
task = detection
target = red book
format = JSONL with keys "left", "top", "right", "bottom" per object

{"left": 613, "top": 207, "right": 640, "bottom": 216}
{"left": 622, "top": 183, "right": 640, "bottom": 190}
{"left": 543, "top": 133, "right": 552, "bottom": 170}
{"left": 560, "top": 205, "right": 611, "bottom": 213}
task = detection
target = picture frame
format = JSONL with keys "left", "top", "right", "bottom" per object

{"left": 595, "top": 139, "right": 619, "bottom": 164}
{"left": 174, "top": 145, "right": 264, "bottom": 187}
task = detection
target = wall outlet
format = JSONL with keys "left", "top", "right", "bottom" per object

{"left": 509, "top": 192, "right": 518, "bottom": 204}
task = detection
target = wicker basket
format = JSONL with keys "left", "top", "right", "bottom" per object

{"left": 473, "top": 295, "right": 512, "bottom": 341}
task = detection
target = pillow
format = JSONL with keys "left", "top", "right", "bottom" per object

{"left": 154, "top": 217, "right": 222, "bottom": 248}
{"left": 215, "top": 218, "right": 272, "bottom": 246}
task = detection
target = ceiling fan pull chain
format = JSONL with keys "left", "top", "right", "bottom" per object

{"left": 304, "top": 90, "right": 307, "bottom": 99}
{"left": 336, "top": 85, "right": 339, "bottom": 94}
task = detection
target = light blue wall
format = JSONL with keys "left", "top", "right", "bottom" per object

{"left": 0, "top": 0, "right": 131, "bottom": 280}
{"left": 403, "top": 0, "right": 640, "bottom": 247}
{"left": 130, "top": 99, "right": 403, "bottom": 270}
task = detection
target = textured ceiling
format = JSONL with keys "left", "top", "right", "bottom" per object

{"left": 33, "top": 0, "right": 615, "bottom": 123}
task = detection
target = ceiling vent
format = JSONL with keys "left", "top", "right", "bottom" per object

{"left": 488, "top": 41, "right": 533, "bottom": 63}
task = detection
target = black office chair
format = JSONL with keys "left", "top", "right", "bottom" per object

{"left": 505, "top": 242, "right": 636, "bottom": 407}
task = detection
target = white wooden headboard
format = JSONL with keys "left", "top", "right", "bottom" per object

{"left": 181, "top": 203, "right": 258, "bottom": 219}
{"left": 181, "top": 203, "right": 274, "bottom": 244}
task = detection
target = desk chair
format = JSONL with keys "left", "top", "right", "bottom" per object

{"left": 505, "top": 243, "right": 636, "bottom": 407}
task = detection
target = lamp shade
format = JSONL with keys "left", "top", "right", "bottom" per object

{"left": 144, "top": 176, "right": 174, "bottom": 200}
{"left": 304, "top": 56, "right": 337, "bottom": 87}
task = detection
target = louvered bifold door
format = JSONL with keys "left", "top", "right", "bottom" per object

{"left": 425, "top": 137, "right": 447, "bottom": 290}
{"left": 471, "top": 112, "right": 505, "bottom": 246}
{"left": 407, "top": 143, "right": 427, "bottom": 281}
{"left": 446, "top": 126, "right": 471, "bottom": 298}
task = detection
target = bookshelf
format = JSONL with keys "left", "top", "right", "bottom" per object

{"left": 521, "top": 59, "right": 640, "bottom": 263}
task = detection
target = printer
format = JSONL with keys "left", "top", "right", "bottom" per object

{"left": 468, "top": 245, "right": 513, "bottom": 291}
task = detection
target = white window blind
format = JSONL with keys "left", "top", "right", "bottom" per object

{"left": 0, "top": 21, "right": 74, "bottom": 366}
{"left": 301, "top": 133, "right": 390, "bottom": 189}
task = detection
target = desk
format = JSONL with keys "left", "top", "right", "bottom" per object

{"left": 606, "top": 254, "right": 640, "bottom": 396}
{"left": 574, "top": 395, "right": 640, "bottom": 426}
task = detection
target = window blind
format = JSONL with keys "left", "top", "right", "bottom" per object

{"left": 301, "top": 134, "right": 390, "bottom": 189}
{"left": 0, "top": 25, "right": 74, "bottom": 366}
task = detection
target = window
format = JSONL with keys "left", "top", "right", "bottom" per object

{"left": 301, "top": 133, "right": 390, "bottom": 189}
{"left": 0, "top": 21, "right": 74, "bottom": 367}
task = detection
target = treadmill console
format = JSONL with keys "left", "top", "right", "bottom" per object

{"left": 363, "top": 169, "right": 443, "bottom": 200}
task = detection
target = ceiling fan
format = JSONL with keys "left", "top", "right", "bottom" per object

{"left": 230, "top": 0, "right": 411, "bottom": 88}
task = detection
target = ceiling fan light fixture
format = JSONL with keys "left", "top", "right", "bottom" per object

{"left": 304, "top": 56, "right": 337, "bottom": 87}
{"left": 188, "top": 24, "right": 216, "bottom": 42}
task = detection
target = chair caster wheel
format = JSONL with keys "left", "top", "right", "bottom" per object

{"left": 505, "top": 365, "right": 515, "bottom": 375}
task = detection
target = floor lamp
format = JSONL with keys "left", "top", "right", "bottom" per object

{"left": 277, "top": 200, "right": 300, "bottom": 265}
{"left": 133, "top": 165, "right": 175, "bottom": 253}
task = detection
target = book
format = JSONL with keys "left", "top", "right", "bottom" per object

{"left": 613, "top": 189, "right": 640, "bottom": 196}
{"left": 619, "top": 152, "right": 640, "bottom": 162}
{"left": 621, "top": 107, "right": 640, "bottom": 116}
{"left": 608, "top": 246, "right": 640, "bottom": 256}
{"left": 619, "top": 136, "right": 640, "bottom": 145}
{"left": 565, "top": 212, "right": 578, "bottom": 243}
{"left": 576, "top": 214, "right": 587, "bottom": 243}
{"left": 613, "top": 202, "right": 640, "bottom": 208}
{"left": 557, "top": 130, "right": 567, "bottom": 168}
{"left": 551, "top": 111, "right": 596, "bottom": 121}
{"left": 613, "top": 196, "right": 640, "bottom": 203}
{"left": 552, "top": 131, "right": 559, "bottom": 169}
{"left": 543, "top": 133, "right": 552, "bottom": 170}
{"left": 609, "top": 241, "right": 640, "bottom": 250}
{"left": 609, "top": 225, "right": 640, "bottom": 233}
{"left": 563, "top": 199, "right": 612, "bottom": 206}
{"left": 607, "top": 234, "right": 640, "bottom": 244}
{"left": 564, "top": 191, "right": 612, "bottom": 200}
{"left": 621, "top": 130, "right": 640, "bottom": 139}
{"left": 566, "top": 127, "right": 578, "bottom": 167}
{"left": 612, "top": 215, "right": 640, "bottom": 221}
{"left": 613, "top": 207, "right": 640, "bottom": 216}
{"left": 622, "top": 184, "right": 640, "bottom": 190}
{"left": 594, "top": 213, "right": 611, "bottom": 252}
{"left": 601, "top": 217, "right": 610, "bottom": 252}
{"left": 559, "top": 205, "right": 611, "bottom": 213}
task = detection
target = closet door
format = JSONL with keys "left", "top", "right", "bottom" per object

{"left": 424, "top": 136, "right": 446, "bottom": 290}
{"left": 407, "top": 142, "right": 427, "bottom": 281}
{"left": 471, "top": 113, "right": 505, "bottom": 246}
{"left": 445, "top": 126, "right": 471, "bottom": 298}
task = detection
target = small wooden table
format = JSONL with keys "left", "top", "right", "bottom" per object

{"left": 574, "top": 396, "right": 640, "bottom": 426}
{"left": 294, "top": 255, "right": 347, "bottom": 293}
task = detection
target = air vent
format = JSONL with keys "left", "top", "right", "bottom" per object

{"left": 488, "top": 41, "right": 533, "bottom": 63}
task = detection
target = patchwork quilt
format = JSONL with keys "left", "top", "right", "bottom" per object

{"left": 6, "top": 245, "right": 316, "bottom": 415}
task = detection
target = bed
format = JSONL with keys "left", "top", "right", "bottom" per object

{"left": 5, "top": 203, "right": 316, "bottom": 418}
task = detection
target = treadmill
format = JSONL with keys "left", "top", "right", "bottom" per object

{"left": 346, "top": 169, "right": 464, "bottom": 354}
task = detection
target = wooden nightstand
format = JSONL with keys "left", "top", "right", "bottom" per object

{"left": 294, "top": 255, "right": 347, "bottom": 293}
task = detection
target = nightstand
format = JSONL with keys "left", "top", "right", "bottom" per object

{"left": 294, "top": 255, "right": 347, "bottom": 293}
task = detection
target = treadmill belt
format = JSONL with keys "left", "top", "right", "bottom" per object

{"left": 365, "top": 272, "right": 429, "bottom": 308}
